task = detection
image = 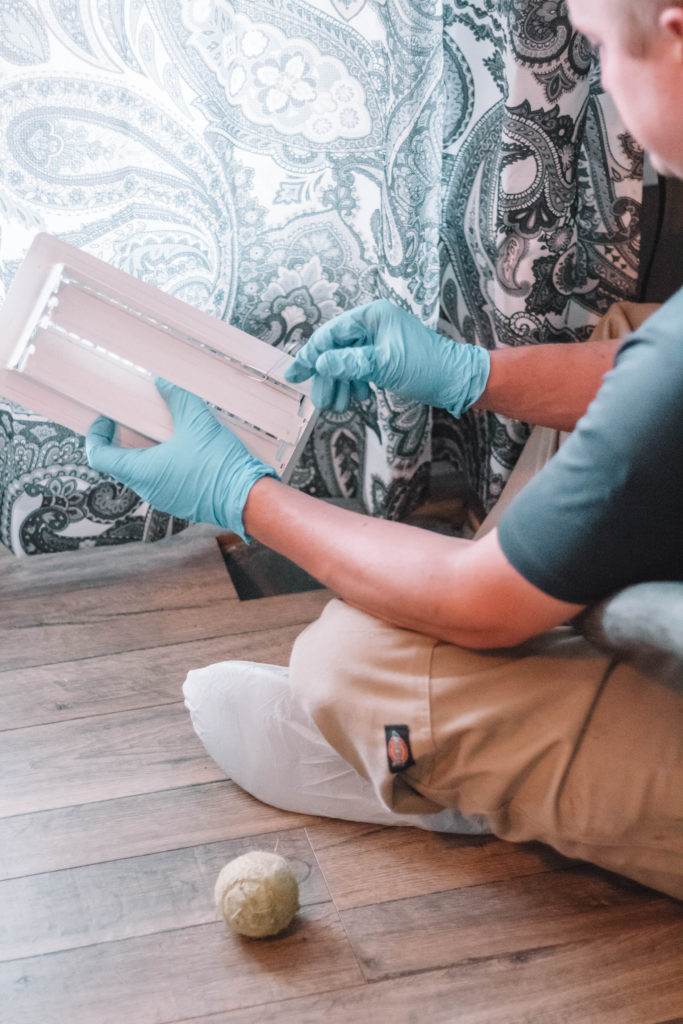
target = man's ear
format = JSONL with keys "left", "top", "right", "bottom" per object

{"left": 660, "top": 6, "right": 683, "bottom": 52}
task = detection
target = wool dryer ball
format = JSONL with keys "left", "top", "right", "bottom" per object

{"left": 214, "top": 851, "right": 300, "bottom": 938}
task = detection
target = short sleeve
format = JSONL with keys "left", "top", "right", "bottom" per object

{"left": 497, "top": 296, "right": 683, "bottom": 605}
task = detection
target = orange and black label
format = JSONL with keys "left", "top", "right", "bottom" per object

{"left": 385, "top": 725, "right": 415, "bottom": 774}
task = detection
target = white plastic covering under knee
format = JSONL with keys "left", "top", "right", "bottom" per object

{"left": 183, "top": 660, "right": 485, "bottom": 834}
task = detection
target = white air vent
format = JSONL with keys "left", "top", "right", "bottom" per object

{"left": 0, "top": 234, "right": 317, "bottom": 481}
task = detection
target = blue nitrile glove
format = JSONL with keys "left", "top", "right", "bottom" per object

{"left": 284, "top": 299, "right": 490, "bottom": 414}
{"left": 85, "top": 378, "right": 277, "bottom": 541}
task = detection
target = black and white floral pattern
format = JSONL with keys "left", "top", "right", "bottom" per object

{"left": 0, "top": 1, "right": 641, "bottom": 553}
{"left": 435, "top": 0, "right": 642, "bottom": 508}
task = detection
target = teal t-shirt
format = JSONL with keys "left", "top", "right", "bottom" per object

{"left": 498, "top": 293, "right": 683, "bottom": 605}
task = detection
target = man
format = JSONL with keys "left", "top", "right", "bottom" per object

{"left": 87, "top": 0, "right": 682, "bottom": 897}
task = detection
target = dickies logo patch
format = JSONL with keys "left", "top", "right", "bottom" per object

{"left": 385, "top": 725, "right": 415, "bottom": 774}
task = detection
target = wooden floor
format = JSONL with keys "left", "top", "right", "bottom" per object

{"left": 1, "top": 526, "right": 681, "bottom": 1024}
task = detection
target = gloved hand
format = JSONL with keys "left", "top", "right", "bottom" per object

{"left": 85, "top": 378, "right": 277, "bottom": 541}
{"left": 284, "top": 299, "right": 490, "bottom": 415}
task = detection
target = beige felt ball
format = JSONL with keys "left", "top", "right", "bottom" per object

{"left": 214, "top": 851, "right": 300, "bottom": 938}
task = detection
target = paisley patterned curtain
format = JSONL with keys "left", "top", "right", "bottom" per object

{"left": 435, "top": 2, "right": 642, "bottom": 513}
{"left": 0, "top": 1, "right": 641, "bottom": 555}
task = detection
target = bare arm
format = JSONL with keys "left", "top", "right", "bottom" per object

{"left": 242, "top": 338, "right": 616, "bottom": 645}
{"left": 91, "top": 330, "right": 614, "bottom": 649}
{"left": 473, "top": 338, "right": 621, "bottom": 431}
{"left": 243, "top": 478, "right": 584, "bottom": 649}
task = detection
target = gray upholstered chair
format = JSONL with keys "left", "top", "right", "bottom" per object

{"left": 580, "top": 582, "right": 683, "bottom": 686}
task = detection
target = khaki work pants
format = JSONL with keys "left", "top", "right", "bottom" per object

{"left": 290, "top": 302, "right": 683, "bottom": 898}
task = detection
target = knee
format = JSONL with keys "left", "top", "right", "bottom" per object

{"left": 595, "top": 301, "right": 660, "bottom": 341}
{"left": 290, "top": 599, "right": 375, "bottom": 717}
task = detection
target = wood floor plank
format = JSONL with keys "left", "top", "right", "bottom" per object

{"left": 339, "top": 866, "right": 682, "bottom": 982}
{"left": 0, "top": 524, "right": 226, "bottom": 600}
{"left": 1, "top": 552, "right": 236, "bottom": 629}
{"left": 175, "top": 921, "right": 683, "bottom": 1024}
{"left": 0, "top": 704, "right": 223, "bottom": 816}
{"left": 3, "top": 517, "right": 680, "bottom": 1024}
{"left": 0, "top": 829, "right": 329, "bottom": 960}
{"left": 0, "top": 905, "right": 364, "bottom": 1024}
{"left": 1, "top": 623, "right": 306, "bottom": 730}
{"left": 0, "top": 782, "right": 320, "bottom": 881}
{"left": 0, "top": 587, "right": 330, "bottom": 671}
{"left": 306, "top": 821, "right": 568, "bottom": 909}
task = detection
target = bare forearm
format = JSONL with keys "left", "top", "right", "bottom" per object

{"left": 473, "top": 339, "right": 621, "bottom": 431}
{"left": 244, "top": 478, "right": 477, "bottom": 636}
{"left": 242, "top": 335, "right": 609, "bottom": 644}
{"left": 242, "top": 478, "right": 579, "bottom": 648}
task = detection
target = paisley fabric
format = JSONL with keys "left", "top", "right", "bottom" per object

{"left": 0, "top": 1, "right": 641, "bottom": 554}
{"left": 435, "top": 1, "right": 643, "bottom": 509}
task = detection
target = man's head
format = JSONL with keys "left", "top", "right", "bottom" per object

{"left": 567, "top": 0, "right": 683, "bottom": 177}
